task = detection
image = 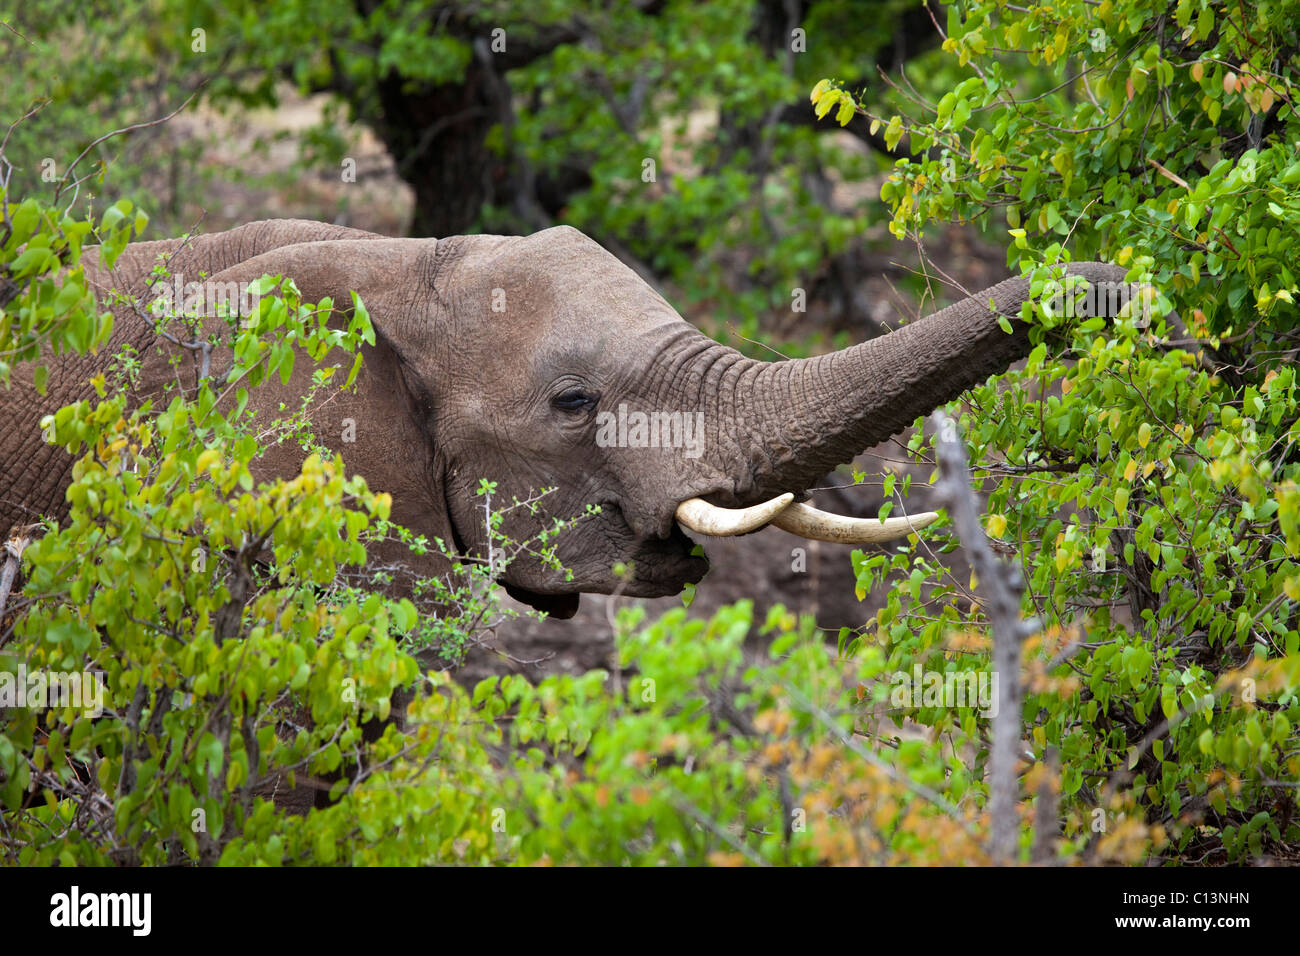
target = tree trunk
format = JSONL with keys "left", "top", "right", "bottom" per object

{"left": 371, "top": 69, "right": 503, "bottom": 238}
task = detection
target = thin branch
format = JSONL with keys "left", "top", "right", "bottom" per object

{"left": 53, "top": 90, "right": 203, "bottom": 208}
{"left": 932, "top": 410, "right": 1037, "bottom": 864}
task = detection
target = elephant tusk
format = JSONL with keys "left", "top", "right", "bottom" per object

{"left": 769, "top": 501, "right": 940, "bottom": 544}
{"left": 675, "top": 493, "right": 795, "bottom": 536}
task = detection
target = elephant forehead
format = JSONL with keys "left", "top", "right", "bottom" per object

{"left": 452, "top": 229, "right": 676, "bottom": 330}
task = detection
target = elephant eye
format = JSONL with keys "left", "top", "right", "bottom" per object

{"left": 553, "top": 388, "right": 597, "bottom": 412}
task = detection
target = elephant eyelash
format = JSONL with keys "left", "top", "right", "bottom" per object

{"left": 552, "top": 389, "right": 597, "bottom": 412}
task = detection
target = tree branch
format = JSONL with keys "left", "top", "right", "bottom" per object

{"left": 932, "top": 411, "right": 1036, "bottom": 864}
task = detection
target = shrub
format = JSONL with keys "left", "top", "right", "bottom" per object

{"left": 817, "top": 0, "right": 1300, "bottom": 862}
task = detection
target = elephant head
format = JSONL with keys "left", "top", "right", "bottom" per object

{"left": 19, "top": 220, "right": 1130, "bottom": 618}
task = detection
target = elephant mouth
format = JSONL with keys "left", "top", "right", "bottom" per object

{"left": 502, "top": 504, "right": 710, "bottom": 617}
{"left": 502, "top": 583, "right": 584, "bottom": 619}
{"left": 626, "top": 520, "right": 711, "bottom": 591}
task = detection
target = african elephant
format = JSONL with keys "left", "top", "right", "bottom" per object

{"left": 1, "top": 219, "right": 1129, "bottom": 618}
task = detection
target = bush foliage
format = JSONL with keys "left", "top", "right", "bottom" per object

{"left": 821, "top": 0, "right": 1300, "bottom": 862}
{"left": 2, "top": 0, "right": 1300, "bottom": 865}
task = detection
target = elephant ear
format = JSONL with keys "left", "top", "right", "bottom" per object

{"left": 194, "top": 236, "right": 436, "bottom": 328}
{"left": 191, "top": 237, "right": 461, "bottom": 593}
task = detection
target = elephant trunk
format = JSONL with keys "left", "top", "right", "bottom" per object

{"left": 676, "top": 263, "right": 1130, "bottom": 542}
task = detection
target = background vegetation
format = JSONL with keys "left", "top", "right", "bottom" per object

{"left": 2, "top": 0, "right": 1299, "bottom": 865}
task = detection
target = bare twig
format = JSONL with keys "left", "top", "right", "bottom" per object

{"left": 1030, "top": 746, "right": 1060, "bottom": 865}
{"left": 53, "top": 91, "right": 202, "bottom": 208}
{"left": 1147, "top": 158, "right": 1190, "bottom": 190}
{"left": 0, "top": 526, "right": 36, "bottom": 639}
{"left": 931, "top": 411, "right": 1037, "bottom": 864}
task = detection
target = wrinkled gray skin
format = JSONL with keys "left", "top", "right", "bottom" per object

{"left": 1, "top": 219, "right": 1127, "bottom": 617}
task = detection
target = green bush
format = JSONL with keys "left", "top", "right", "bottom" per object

{"left": 819, "top": 0, "right": 1300, "bottom": 862}
{"left": 5, "top": 0, "right": 1300, "bottom": 865}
